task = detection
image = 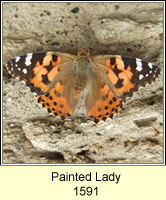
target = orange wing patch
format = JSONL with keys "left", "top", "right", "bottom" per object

{"left": 88, "top": 84, "right": 124, "bottom": 123}
{"left": 36, "top": 79, "right": 72, "bottom": 120}
{"left": 30, "top": 53, "right": 61, "bottom": 94}
{"left": 106, "top": 57, "right": 135, "bottom": 97}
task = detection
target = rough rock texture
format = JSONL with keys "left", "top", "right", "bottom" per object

{"left": 3, "top": 2, "right": 163, "bottom": 164}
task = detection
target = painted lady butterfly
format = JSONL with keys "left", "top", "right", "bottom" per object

{"left": 6, "top": 48, "right": 160, "bottom": 123}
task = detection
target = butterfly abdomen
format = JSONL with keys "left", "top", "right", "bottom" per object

{"left": 72, "top": 74, "right": 88, "bottom": 98}
{"left": 71, "top": 57, "right": 90, "bottom": 98}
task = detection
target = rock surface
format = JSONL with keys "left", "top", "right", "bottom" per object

{"left": 3, "top": 2, "right": 163, "bottom": 164}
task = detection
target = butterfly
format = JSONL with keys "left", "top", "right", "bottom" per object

{"left": 6, "top": 48, "right": 160, "bottom": 123}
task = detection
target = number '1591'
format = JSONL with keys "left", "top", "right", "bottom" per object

{"left": 74, "top": 186, "right": 98, "bottom": 196}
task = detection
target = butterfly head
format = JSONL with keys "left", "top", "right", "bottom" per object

{"left": 78, "top": 48, "right": 89, "bottom": 57}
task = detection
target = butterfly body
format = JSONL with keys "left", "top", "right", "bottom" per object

{"left": 6, "top": 48, "right": 160, "bottom": 123}
{"left": 71, "top": 56, "right": 90, "bottom": 99}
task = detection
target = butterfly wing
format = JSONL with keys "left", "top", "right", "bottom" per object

{"left": 36, "top": 70, "right": 77, "bottom": 120}
{"left": 86, "top": 55, "right": 160, "bottom": 123}
{"left": 85, "top": 75, "right": 124, "bottom": 123}
{"left": 6, "top": 52, "right": 78, "bottom": 119}
{"left": 6, "top": 52, "right": 77, "bottom": 95}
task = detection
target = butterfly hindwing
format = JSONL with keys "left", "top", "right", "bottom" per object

{"left": 36, "top": 77, "right": 73, "bottom": 120}
{"left": 85, "top": 77, "right": 124, "bottom": 123}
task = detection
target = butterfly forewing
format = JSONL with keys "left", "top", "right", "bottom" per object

{"left": 92, "top": 55, "right": 160, "bottom": 99}
{"left": 6, "top": 52, "right": 76, "bottom": 95}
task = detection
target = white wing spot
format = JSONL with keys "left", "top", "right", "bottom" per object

{"left": 15, "top": 64, "right": 18, "bottom": 67}
{"left": 43, "top": 108, "right": 48, "bottom": 113}
{"left": 15, "top": 76, "right": 20, "bottom": 80}
{"left": 139, "top": 74, "right": 144, "bottom": 80}
{"left": 27, "top": 53, "right": 33, "bottom": 57}
{"left": 155, "top": 68, "right": 159, "bottom": 73}
{"left": 22, "top": 68, "right": 28, "bottom": 74}
{"left": 37, "top": 103, "right": 43, "bottom": 108}
{"left": 25, "top": 53, "right": 33, "bottom": 66}
{"left": 10, "top": 61, "right": 13, "bottom": 66}
{"left": 15, "top": 56, "right": 20, "bottom": 63}
{"left": 136, "top": 58, "right": 142, "bottom": 72}
{"left": 148, "top": 62, "right": 153, "bottom": 69}
{"left": 136, "top": 65, "right": 142, "bottom": 72}
{"left": 49, "top": 113, "right": 54, "bottom": 116}
{"left": 33, "top": 92, "right": 37, "bottom": 96}
{"left": 21, "top": 80, "right": 26, "bottom": 84}
{"left": 145, "top": 74, "right": 149, "bottom": 77}
{"left": 149, "top": 70, "right": 152, "bottom": 74}
{"left": 18, "top": 67, "right": 21, "bottom": 71}
{"left": 47, "top": 51, "right": 54, "bottom": 54}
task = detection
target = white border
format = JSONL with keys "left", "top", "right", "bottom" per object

{"left": 1, "top": 1, "right": 165, "bottom": 166}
